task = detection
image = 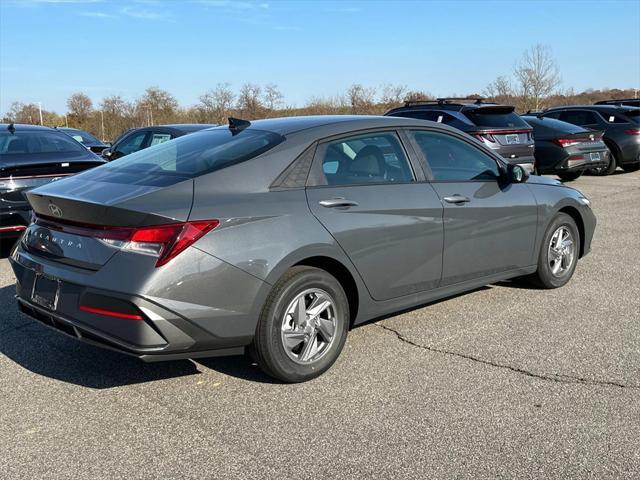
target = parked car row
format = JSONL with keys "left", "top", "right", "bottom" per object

{"left": 384, "top": 98, "right": 640, "bottom": 180}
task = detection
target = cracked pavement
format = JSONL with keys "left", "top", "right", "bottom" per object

{"left": 1, "top": 171, "right": 639, "bottom": 479}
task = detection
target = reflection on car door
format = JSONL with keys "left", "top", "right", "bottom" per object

{"left": 306, "top": 130, "right": 444, "bottom": 301}
{"left": 408, "top": 129, "right": 538, "bottom": 286}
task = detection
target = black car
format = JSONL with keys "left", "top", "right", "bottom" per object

{"left": 58, "top": 127, "right": 110, "bottom": 154}
{"left": 101, "top": 124, "right": 216, "bottom": 161}
{"left": 522, "top": 115, "right": 609, "bottom": 182}
{"left": 0, "top": 124, "right": 104, "bottom": 239}
{"left": 385, "top": 98, "right": 536, "bottom": 172}
{"left": 540, "top": 105, "right": 640, "bottom": 175}
{"left": 595, "top": 99, "right": 640, "bottom": 107}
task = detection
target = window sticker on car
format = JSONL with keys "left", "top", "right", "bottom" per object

{"left": 437, "top": 115, "right": 443, "bottom": 123}
{"left": 609, "top": 116, "right": 615, "bottom": 122}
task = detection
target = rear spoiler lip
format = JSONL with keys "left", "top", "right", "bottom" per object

{"left": 557, "top": 130, "right": 605, "bottom": 139}
{"left": 466, "top": 105, "right": 516, "bottom": 114}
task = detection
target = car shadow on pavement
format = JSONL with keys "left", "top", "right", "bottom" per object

{"left": 196, "top": 356, "right": 280, "bottom": 384}
{"left": 0, "top": 239, "right": 17, "bottom": 259}
{"left": 0, "top": 284, "right": 201, "bottom": 389}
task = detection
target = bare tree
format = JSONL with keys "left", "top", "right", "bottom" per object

{"left": 484, "top": 76, "right": 513, "bottom": 99}
{"left": 380, "top": 84, "right": 408, "bottom": 109}
{"left": 403, "top": 90, "right": 434, "bottom": 103}
{"left": 263, "top": 83, "right": 284, "bottom": 114}
{"left": 237, "top": 83, "right": 263, "bottom": 119}
{"left": 198, "top": 83, "right": 235, "bottom": 124}
{"left": 137, "top": 86, "right": 179, "bottom": 125}
{"left": 67, "top": 92, "right": 93, "bottom": 127}
{"left": 514, "top": 44, "right": 561, "bottom": 111}
{"left": 100, "top": 95, "right": 136, "bottom": 140}
{"left": 347, "top": 84, "right": 376, "bottom": 114}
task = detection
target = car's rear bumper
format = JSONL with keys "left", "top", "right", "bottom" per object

{"left": 9, "top": 243, "right": 268, "bottom": 361}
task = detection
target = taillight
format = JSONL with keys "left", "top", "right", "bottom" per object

{"left": 96, "top": 220, "right": 219, "bottom": 267}
{"left": 473, "top": 133, "right": 496, "bottom": 143}
{"left": 553, "top": 138, "right": 582, "bottom": 148}
{"left": 624, "top": 128, "right": 640, "bottom": 135}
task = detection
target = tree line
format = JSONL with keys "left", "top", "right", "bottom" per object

{"left": 2, "top": 45, "right": 637, "bottom": 141}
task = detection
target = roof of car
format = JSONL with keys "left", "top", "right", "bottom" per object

{"left": 1, "top": 123, "right": 58, "bottom": 131}
{"left": 545, "top": 104, "right": 638, "bottom": 112}
{"left": 213, "top": 115, "right": 463, "bottom": 137}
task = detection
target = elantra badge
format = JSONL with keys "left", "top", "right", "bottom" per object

{"left": 48, "top": 203, "right": 63, "bottom": 217}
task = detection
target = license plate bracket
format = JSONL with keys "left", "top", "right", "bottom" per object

{"left": 590, "top": 152, "right": 601, "bottom": 161}
{"left": 505, "top": 134, "right": 520, "bottom": 145}
{"left": 31, "top": 274, "right": 60, "bottom": 311}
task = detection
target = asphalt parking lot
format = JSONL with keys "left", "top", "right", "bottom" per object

{"left": 0, "top": 171, "right": 638, "bottom": 480}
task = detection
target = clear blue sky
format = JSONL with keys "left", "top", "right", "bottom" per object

{"left": 1, "top": 0, "right": 639, "bottom": 115}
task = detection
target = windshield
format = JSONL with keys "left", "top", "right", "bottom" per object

{"left": 61, "top": 129, "right": 101, "bottom": 144}
{"left": 103, "top": 127, "right": 285, "bottom": 177}
{"left": 523, "top": 116, "right": 586, "bottom": 134}
{"left": 0, "top": 130, "right": 88, "bottom": 155}
{"left": 624, "top": 109, "right": 640, "bottom": 124}
{"left": 465, "top": 110, "right": 531, "bottom": 129}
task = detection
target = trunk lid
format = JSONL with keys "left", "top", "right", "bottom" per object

{"left": 23, "top": 168, "right": 195, "bottom": 270}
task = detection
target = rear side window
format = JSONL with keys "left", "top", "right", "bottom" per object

{"left": 464, "top": 109, "right": 530, "bottom": 129}
{"left": 409, "top": 130, "right": 499, "bottom": 181}
{"left": 558, "top": 110, "right": 599, "bottom": 126}
{"left": 149, "top": 132, "right": 172, "bottom": 146}
{"left": 0, "top": 130, "right": 87, "bottom": 154}
{"left": 318, "top": 132, "right": 414, "bottom": 186}
{"left": 104, "top": 128, "right": 284, "bottom": 177}
{"left": 390, "top": 110, "right": 468, "bottom": 130}
{"left": 61, "top": 129, "right": 100, "bottom": 144}
{"left": 625, "top": 109, "right": 640, "bottom": 124}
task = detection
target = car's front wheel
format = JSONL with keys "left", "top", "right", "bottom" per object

{"left": 528, "top": 213, "right": 580, "bottom": 289}
{"left": 252, "top": 266, "right": 349, "bottom": 382}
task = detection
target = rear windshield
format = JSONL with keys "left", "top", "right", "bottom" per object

{"left": 465, "top": 110, "right": 530, "bottom": 129}
{"left": 103, "top": 127, "right": 285, "bottom": 177}
{"left": 522, "top": 116, "right": 586, "bottom": 135}
{"left": 61, "top": 129, "right": 101, "bottom": 144}
{"left": 624, "top": 109, "right": 640, "bottom": 123}
{"left": 0, "top": 130, "right": 87, "bottom": 155}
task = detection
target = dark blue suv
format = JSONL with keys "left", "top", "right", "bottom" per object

{"left": 385, "top": 98, "right": 536, "bottom": 172}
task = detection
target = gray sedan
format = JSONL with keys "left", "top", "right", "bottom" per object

{"left": 9, "top": 115, "right": 596, "bottom": 382}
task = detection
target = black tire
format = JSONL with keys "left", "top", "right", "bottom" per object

{"left": 252, "top": 266, "right": 349, "bottom": 383}
{"left": 528, "top": 213, "right": 580, "bottom": 289}
{"left": 622, "top": 162, "right": 640, "bottom": 173}
{"left": 589, "top": 147, "right": 618, "bottom": 176}
{"left": 557, "top": 171, "right": 582, "bottom": 182}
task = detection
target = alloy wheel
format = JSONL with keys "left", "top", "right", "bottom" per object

{"left": 548, "top": 226, "right": 575, "bottom": 277}
{"left": 280, "top": 288, "right": 337, "bottom": 364}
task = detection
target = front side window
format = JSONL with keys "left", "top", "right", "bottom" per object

{"left": 318, "top": 132, "right": 413, "bottom": 186}
{"left": 409, "top": 130, "right": 500, "bottom": 181}
{"left": 116, "top": 131, "right": 148, "bottom": 156}
{"left": 104, "top": 127, "right": 284, "bottom": 177}
{"left": 0, "top": 130, "right": 87, "bottom": 154}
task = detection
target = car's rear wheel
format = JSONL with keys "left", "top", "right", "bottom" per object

{"left": 557, "top": 171, "right": 582, "bottom": 182}
{"left": 622, "top": 162, "right": 640, "bottom": 173}
{"left": 252, "top": 266, "right": 349, "bottom": 383}
{"left": 528, "top": 213, "right": 580, "bottom": 289}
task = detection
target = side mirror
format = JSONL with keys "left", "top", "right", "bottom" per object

{"left": 102, "top": 148, "right": 112, "bottom": 159}
{"left": 507, "top": 164, "right": 529, "bottom": 183}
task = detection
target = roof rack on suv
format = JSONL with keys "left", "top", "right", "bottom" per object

{"left": 594, "top": 98, "right": 640, "bottom": 106}
{"left": 403, "top": 97, "right": 486, "bottom": 107}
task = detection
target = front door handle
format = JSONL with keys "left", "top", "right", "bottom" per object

{"left": 319, "top": 198, "right": 359, "bottom": 208}
{"left": 443, "top": 195, "right": 470, "bottom": 204}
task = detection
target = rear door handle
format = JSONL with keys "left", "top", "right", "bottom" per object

{"left": 443, "top": 195, "right": 470, "bottom": 204}
{"left": 319, "top": 198, "right": 359, "bottom": 208}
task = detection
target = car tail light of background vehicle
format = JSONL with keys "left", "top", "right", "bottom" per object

{"left": 624, "top": 128, "right": 640, "bottom": 135}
